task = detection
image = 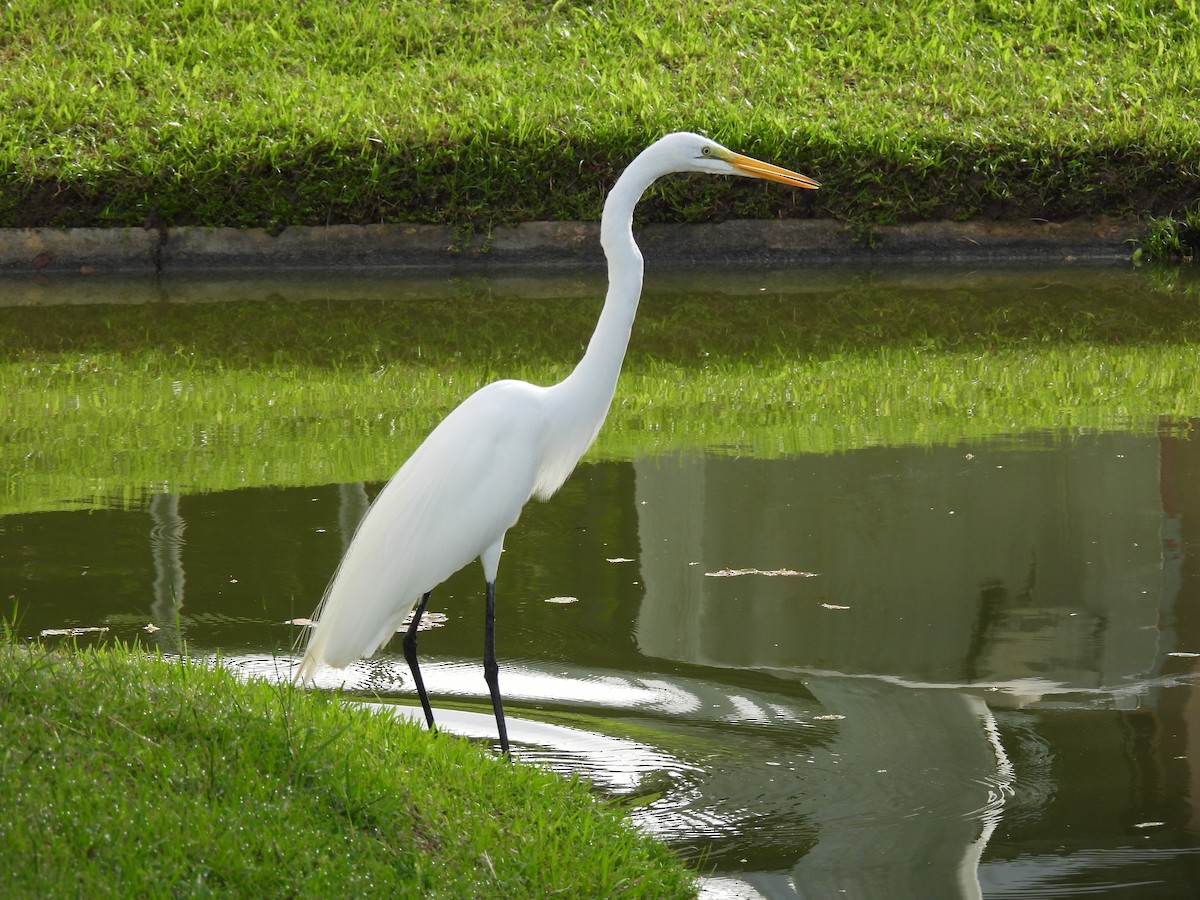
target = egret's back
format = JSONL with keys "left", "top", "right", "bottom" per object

{"left": 295, "top": 381, "right": 549, "bottom": 683}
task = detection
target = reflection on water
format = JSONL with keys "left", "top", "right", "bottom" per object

{"left": 635, "top": 435, "right": 1164, "bottom": 686}
{"left": 5, "top": 261, "right": 1200, "bottom": 897}
{"left": 148, "top": 491, "right": 186, "bottom": 652}
{"left": 5, "top": 428, "right": 1200, "bottom": 896}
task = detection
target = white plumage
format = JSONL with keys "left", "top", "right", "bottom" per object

{"left": 294, "top": 132, "right": 818, "bottom": 754}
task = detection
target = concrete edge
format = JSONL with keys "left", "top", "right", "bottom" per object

{"left": 0, "top": 217, "right": 1142, "bottom": 275}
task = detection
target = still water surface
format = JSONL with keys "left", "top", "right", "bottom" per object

{"left": 4, "top": 267, "right": 1200, "bottom": 897}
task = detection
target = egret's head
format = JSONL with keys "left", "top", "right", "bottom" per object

{"left": 655, "top": 132, "right": 820, "bottom": 190}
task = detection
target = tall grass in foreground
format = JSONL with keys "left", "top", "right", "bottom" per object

{"left": 0, "top": 639, "right": 696, "bottom": 898}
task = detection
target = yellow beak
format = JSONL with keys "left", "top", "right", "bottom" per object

{"left": 727, "top": 151, "right": 820, "bottom": 190}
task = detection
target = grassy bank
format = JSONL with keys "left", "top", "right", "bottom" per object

{"left": 2, "top": 0, "right": 1198, "bottom": 229}
{"left": 0, "top": 638, "right": 695, "bottom": 897}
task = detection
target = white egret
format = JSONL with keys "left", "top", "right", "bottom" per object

{"left": 294, "top": 132, "right": 818, "bottom": 754}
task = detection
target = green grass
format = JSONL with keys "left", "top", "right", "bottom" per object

{"left": 1136, "top": 204, "right": 1200, "bottom": 265}
{"left": 0, "top": 638, "right": 696, "bottom": 898}
{"left": 1, "top": 0, "right": 1197, "bottom": 228}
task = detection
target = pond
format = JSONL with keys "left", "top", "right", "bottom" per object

{"left": 3, "top": 264, "right": 1200, "bottom": 898}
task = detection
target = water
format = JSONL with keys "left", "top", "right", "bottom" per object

{"left": 4, "top": 266, "right": 1200, "bottom": 897}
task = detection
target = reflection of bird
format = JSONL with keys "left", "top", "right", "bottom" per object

{"left": 295, "top": 133, "right": 818, "bottom": 754}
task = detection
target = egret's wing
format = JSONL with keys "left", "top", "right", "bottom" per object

{"left": 296, "top": 381, "right": 546, "bottom": 681}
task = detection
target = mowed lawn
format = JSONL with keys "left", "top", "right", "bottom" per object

{"left": 1, "top": 0, "right": 1197, "bottom": 228}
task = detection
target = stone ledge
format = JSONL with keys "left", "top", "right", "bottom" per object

{"left": 0, "top": 217, "right": 1141, "bottom": 275}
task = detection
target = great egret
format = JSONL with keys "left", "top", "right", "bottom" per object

{"left": 294, "top": 132, "right": 818, "bottom": 754}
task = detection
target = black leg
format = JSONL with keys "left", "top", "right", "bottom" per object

{"left": 483, "top": 581, "right": 510, "bottom": 756}
{"left": 403, "top": 591, "right": 436, "bottom": 729}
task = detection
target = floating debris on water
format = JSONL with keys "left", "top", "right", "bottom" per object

{"left": 705, "top": 567, "right": 819, "bottom": 578}
{"left": 400, "top": 611, "right": 447, "bottom": 632}
{"left": 40, "top": 626, "right": 110, "bottom": 637}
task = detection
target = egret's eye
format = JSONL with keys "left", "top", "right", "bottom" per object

{"left": 701, "top": 146, "right": 712, "bottom": 157}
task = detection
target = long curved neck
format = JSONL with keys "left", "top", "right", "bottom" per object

{"left": 527, "top": 146, "right": 668, "bottom": 496}
{"left": 555, "top": 147, "right": 663, "bottom": 411}
{"left": 526, "top": 142, "right": 676, "bottom": 499}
